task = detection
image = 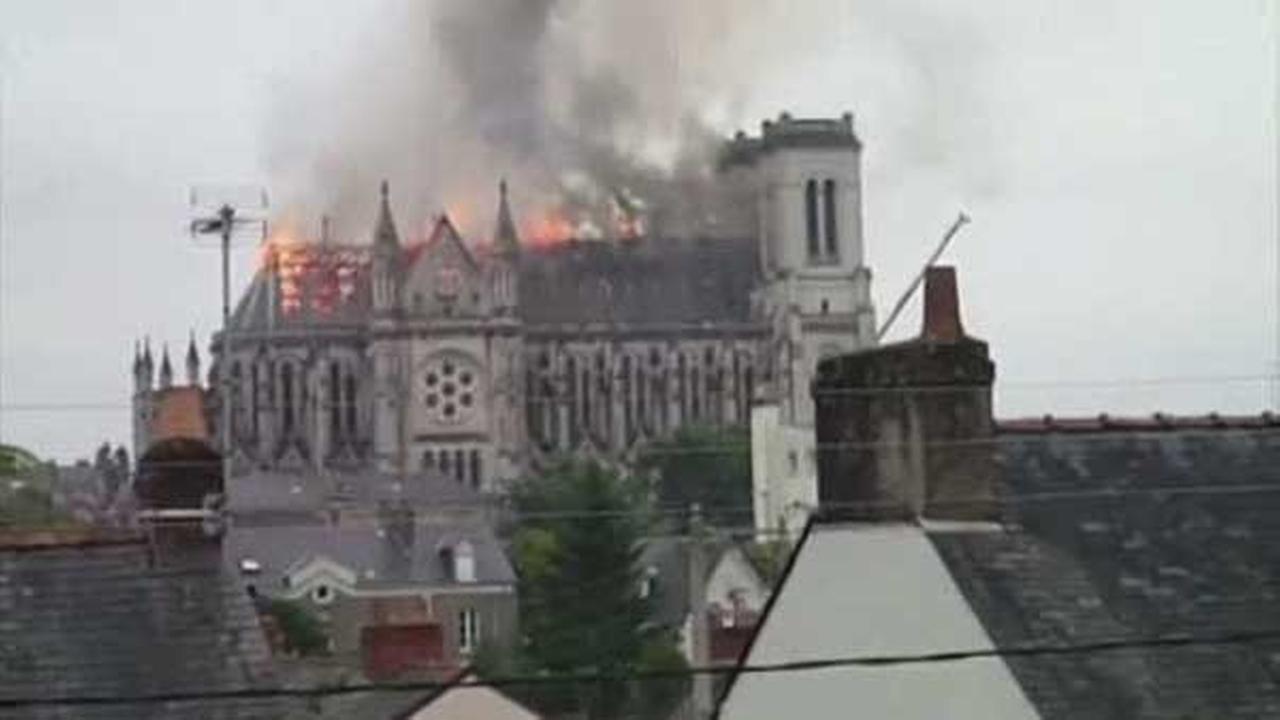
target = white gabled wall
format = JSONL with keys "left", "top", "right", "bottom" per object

{"left": 720, "top": 524, "right": 1041, "bottom": 720}
{"left": 750, "top": 402, "right": 817, "bottom": 538}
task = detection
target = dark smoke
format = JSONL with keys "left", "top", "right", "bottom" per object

{"left": 262, "top": 0, "right": 990, "bottom": 243}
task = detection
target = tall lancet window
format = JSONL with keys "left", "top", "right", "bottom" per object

{"left": 329, "top": 362, "right": 341, "bottom": 440}
{"left": 344, "top": 372, "right": 358, "bottom": 435}
{"left": 805, "top": 179, "right": 820, "bottom": 260}
{"left": 823, "top": 179, "right": 839, "bottom": 260}
{"left": 281, "top": 363, "right": 294, "bottom": 436}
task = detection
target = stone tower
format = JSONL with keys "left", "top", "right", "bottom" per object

{"left": 369, "top": 181, "right": 407, "bottom": 472}
{"left": 724, "top": 112, "right": 877, "bottom": 426}
{"left": 487, "top": 180, "right": 526, "bottom": 484}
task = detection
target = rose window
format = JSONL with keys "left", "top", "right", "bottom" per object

{"left": 424, "top": 357, "right": 479, "bottom": 424}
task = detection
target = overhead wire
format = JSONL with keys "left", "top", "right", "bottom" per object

{"left": 3, "top": 626, "right": 1280, "bottom": 709}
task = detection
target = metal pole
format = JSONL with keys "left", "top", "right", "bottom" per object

{"left": 219, "top": 204, "right": 234, "bottom": 482}
{"left": 876, "top": 212, "right": 971, "bottom": 342}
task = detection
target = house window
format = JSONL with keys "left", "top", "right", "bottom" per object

{"left": 639, "top": 565, "right": 659, "bottom": 599}
{"left": 459, "top": 608, "right": 480, "bottom": 654}
{"left": 311, "top": 583, "right": 334, "bottom": 606}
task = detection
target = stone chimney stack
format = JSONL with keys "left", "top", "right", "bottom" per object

{"left": 813, "top": 266, "right": 996, "bottom": 522}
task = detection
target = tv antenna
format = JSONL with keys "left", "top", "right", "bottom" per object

{"left": 876, "top": 212, "right": 971, "bottom": 343}
{"left": 188, "top": 184, "right": 268, "bottom": 481}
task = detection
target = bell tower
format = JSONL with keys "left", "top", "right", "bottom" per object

{"left": 725, "top": 112, "right": 878, "bottom": 425}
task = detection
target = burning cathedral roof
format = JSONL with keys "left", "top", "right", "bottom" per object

{"left": 227, "top": 225, "right": 761, "bottom": 334}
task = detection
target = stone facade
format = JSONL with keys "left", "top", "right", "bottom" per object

{"left": 132, "top": 114, "right": 878, "bottom": 493}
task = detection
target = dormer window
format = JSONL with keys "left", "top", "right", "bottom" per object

{"left": 639, "top": 565, "right": 659, "bottom": 599}
{"left": 440, "top": 540, "right": 476, "bottom": 583}
{"left": 454, "top": 540, "right": 475, "bottom": 583}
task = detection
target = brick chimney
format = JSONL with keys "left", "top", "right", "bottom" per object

{"left": 921, "top": 266, "right": 965, "bottom": 343}
{"left": 812, "top": 266, "right": 996, "bottom": 522}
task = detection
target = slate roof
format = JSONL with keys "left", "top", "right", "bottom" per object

{"left": 929, "top": 426, "right": 1280, "bottom": 719}
{"left": 225, "top": 517, "right": 515, "bottom": 593}
{"left": 0, "top": 533, "right": 298, "bottom": 720}
{"left": 226, "top": 469, "right": 487, "bottom": 519}
{"left": 227, "top": 235, "right": 762, "bottom": 334}
{"left": 720, "top": 423, "right": 1280, "bottom": 719}
{"left": 517, "top": 237, "right": 759, "bottom": 327}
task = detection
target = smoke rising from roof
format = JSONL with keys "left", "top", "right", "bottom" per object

{"left": 262, "top": 0, "right": 989, "bottom": 243}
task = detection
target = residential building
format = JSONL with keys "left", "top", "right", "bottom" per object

{"left": 643, "top": 540, "right": 771, "bottom": 665}
{"left": 717, "top": 267, "right": 1280, "bottom": 719}
{"left": 227, "top": 508, "right": 517, "bottom": 677}
{"left": 0, "top": 388, "right": 301, "bottom": 719}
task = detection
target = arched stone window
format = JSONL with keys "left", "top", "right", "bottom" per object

{"left": 566, "top": 356, "right": 579, "bottom": 445}
{"left": 823, "top": 179, "right": 839, "bottom": 260}
{"left": 469, "top": 449, "right": 482, "bottom": 490}
{"left": 281, "top": 363, "right": 295, "bottom": 436}
{"left": 344, "top": 371, "right": 358, "bottom": 435}
{"left": 805, "top": 179, "right": 820, "bottom": 260}
{"left": 328, "top": 362, "right": 341, "bottom": 439}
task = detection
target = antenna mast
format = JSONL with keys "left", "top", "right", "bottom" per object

{"left": 876, "top": 212, "right": 971, "bottom": 342}
{"left": 189, "top": 185, "right": 267, "bottom": 485}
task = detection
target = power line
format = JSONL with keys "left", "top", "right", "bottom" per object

{"left": 0, "top": 372, "right": 1276, "bottom": 413}
{"left": 36, "top": 423, "right": 1280, "bottom": 471}
{"left": 3, "top": 626, "right": 1279, "bottom": 710}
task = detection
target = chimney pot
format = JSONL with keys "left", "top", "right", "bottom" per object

{"left": 920, "top": 266, "right": 966, "bottom": 343}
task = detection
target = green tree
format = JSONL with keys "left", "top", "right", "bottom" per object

{"left": 638, "top": 424, "right": 752, "bottom": 528}
{"left": 265, "top": 598, "right": 329, "bottom": 657}
{"left": 511, "top": 459, "right": 655, "bottom": 719}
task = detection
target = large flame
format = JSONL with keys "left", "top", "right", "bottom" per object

{"left": 525, "top": 211, "right": 576, "bottom": 247}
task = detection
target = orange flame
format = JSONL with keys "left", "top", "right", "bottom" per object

{"left": 525, "top": 212, "right": 576, "bottom": 247}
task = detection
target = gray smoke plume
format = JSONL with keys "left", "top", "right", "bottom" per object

{"left": 263, "top": 0, "right": 989, "bottom": 243}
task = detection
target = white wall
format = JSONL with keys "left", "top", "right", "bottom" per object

{"left": 750, "top": 402, "right": 817, "bottom": 538}
{"left": 719, "top": 524, "right": 1041, "bottom": 720}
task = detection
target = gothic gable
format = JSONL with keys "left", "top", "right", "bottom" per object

{"left": 403, "top": 216, "right": 488, "bottom": 319}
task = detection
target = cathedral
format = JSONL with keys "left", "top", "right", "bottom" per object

{"left": 131, "top": 113, "right": 878, "bottom": 492}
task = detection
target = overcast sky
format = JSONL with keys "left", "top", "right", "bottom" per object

{"left": 0, "top": 0, "right": 1275, "bottom": 461}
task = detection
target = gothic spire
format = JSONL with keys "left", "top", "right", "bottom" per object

{"left": 185, "top": 331, "right": 200, "bottom": 386}
{"left": 159, "top": 344, "right": 173, "bottom": 390}
{"left": 373, "top": 179, "right": 400, "bottom": 249}
{"left": 495, "top": 178, "right": 520, "bottom": 255}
